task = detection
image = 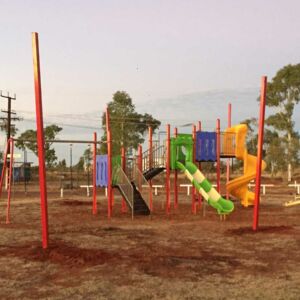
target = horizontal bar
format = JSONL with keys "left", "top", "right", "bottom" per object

{"left": 13, "top": 138, "right": 106, "bottom": 145}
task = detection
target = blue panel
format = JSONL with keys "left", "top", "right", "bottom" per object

{"left": 196, "top": 131, "right": 217, "bottom": 162}
{"left": 96, "top": 155, "right": 108, "bottom": 187}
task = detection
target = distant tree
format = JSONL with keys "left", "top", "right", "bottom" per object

{"left": 101, "top": 91, "right": 161, "bottom": 155}
{"left": 265, "top": 64, "right": 300, "bottom": 180}
{"left": 83, "top": 147, "right": 92, "bottom": 170}
{"left": 76, "top": 156, "right": 85, "bottom": 171}
{"left": 57, "top": 159, "right": 67, "bottom": 171}
{"left": 0, "top": 121, "right": 18, "bottom": 137}
{"left": 15, "top": 124, "right": 62, "bottom": 168}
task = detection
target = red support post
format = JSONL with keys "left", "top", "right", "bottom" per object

{"left": 253, "top": 76, "right": 267, "bottom": 231}
{"left": 6, "top": 138, "right": 14, "bottom": 224}
{"left": 121, "top": 147, "right": 127, "bottom": 212}
{"left": 32, "top": 32, "right": 49, "bottom": 249}
{"left": 137, "top": 145, "right": 143, "bottom": 192}
{"left": 197, "top": 121, "right": 202, "bottom": 208}
{"left": 216, "top": 119, "right": 221, "bottom": 193}
{"left": 166, "top": 124, "right": 171, "bottom": 214}
{"left": 226, "top": 103, "right": 232, "bottom": 199}
{"left": 107, "top": 130, "right": 113, "bottom": 218}
{"left": 92, "top": 132, "right": 97, "bottom": 215}
{"left": 0, "top": 141, "right": 9, "bottom": 197}
{"left": 174, "top": 127, "right": 178, "bottom": 209}
{"left": 138, "top": 145, "right": 143, "bottom": 172}
{"left": 148, "top": 127, "right": 153, "bottom": 211}
{"left": 192, "top": 125, "right": 197, "bottom": 214}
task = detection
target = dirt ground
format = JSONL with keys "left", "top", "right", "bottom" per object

{"left": 0, "top": 182, "right": 299, "bottom": 300}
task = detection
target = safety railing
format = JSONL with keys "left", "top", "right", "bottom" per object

{"left": 112, "top": 165, "right": 134, "bottom": 217}
{"left": 142, "top": 144, "right": 166, "bottom": 172}
{"left": 132, "top": 164, "right": 151, "bottom": 211}
{"left": 220, "top": 132, "right": 236, "bottom": 157}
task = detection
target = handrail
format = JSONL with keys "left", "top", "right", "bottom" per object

{"left": 112, "top": 165, "right": 134, "bottom": 214}
{"left": 132, "top": 165, "right": 151, "bottom": 211}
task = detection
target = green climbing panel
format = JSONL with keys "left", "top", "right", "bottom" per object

{"left": 170, "top": 134, "right": 193, "bottom": 170}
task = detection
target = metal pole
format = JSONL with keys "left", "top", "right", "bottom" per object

{"left": 166, "top": 124, "right": 171, "bottom": 214}
{"left": 87, "top": 145, "right": 91, "bottom": 188}
{"left": 253, "top": 76, "right": 267, "bottom": 231}
{"left": 197, "top": 121, "right": 203, "bottom": 209}
{"left": 121, "top": 147, "right": 127, "bottom": 213}
{"left": 148, "top": 126, "right": 153, "bottom": 211}
{"left": 216, "top": 119, "right": 221, "bottom": 193}
{"left": 92, "top": 133, "right": 97, "bottom": 215}
{"left": 226, "top": 103, "right": 231, "bottom": 199}
{"left": 0, "top": 142, "right": 9, "bottom": 197}
{"left": 6, "top": 139, "right": 14, "bottom": 224}
{"left": 107, "top": 130, "right": 112, "bottom": 218}
{"left": 70, "top": 144, "right": 73, "bottom": 189}
{"left": 174, "top": 127, "right": 178, "bottom": 209}
{"left": 192, "top": 124, "right": 197, "bottom": 214}
{"left": 24, "top": 148, "right": 27, "bottom": 195}
{"left": 32, "top": 32, "right": 49, "bottom": 249}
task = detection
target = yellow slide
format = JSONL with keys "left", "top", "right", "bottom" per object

{"left": 225, "top": 124, "right": 266, "bottom": 207}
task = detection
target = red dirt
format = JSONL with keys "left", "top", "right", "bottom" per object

{"left": 0, "top": 183, "right": 299, "bottom": 299}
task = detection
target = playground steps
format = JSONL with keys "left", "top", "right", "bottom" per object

{"left": 143, "top": 167, "right": 165, "bottom": 181}
{"left": 114, "top": 182, "right": 150, "bottom": 215}
{"left": 131, "top": 182, "right": 151, "bottom": 215}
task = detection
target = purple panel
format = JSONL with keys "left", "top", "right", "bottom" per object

{"left": 96, "top": 155, "right": 108, "bottom": 187}
{"left": 196, "top": 131, "right": 217, "bottom": 162}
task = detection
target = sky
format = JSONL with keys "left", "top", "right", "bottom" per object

{"left": 0, "top": 0, "right": 300, "bottom": 164}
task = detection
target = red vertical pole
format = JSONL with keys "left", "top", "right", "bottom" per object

{"left": 121, "top": 147, "right": 127, "bottom": 212}
{"left": 166, "top": 124, "right": 171, "bottom": 214}
{"left": 106, "top": 107, "right": 113, "bottom": 217}
{"left": 192, "top": 125, "right": 197, "bottom": 214}
{"left": 137, "top": 145, "right": 143, "bottom": 193}
{"left": 174, "top": 127, "right": 178, "bottom": 209}
{"left": 0, "top": 142, "right": 9, "bottom": 197}
{"left": 253, "top": 76, "right": 267, "bottom": 231}
{"left": 6, "top": 139, "right": 14, "bottom": 224}
{"left": 197, "top": 121, "right": 202, "bottom": 207}
{"left": 32, "top": 32, "right": 48, "bottom": 249}
{"left": 216, "top": 119, "right": 221, "bottom": 193}
{"left": 107, "top": 130, "right": 112, "bottom": 218}
{"left": 138, "top": 145, "right": 143, "bottom": 172}
{"left": 226, "top": 103, "right": 232, "bottom": 199}
{"left": 92, "top": 132, "right": 97, "bottom": 215}
{"left": 148, "top": 127, "right": 153, "bottom": 211}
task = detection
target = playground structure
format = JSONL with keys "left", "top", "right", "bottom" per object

{"left": 99, "top": 113, "right": 268, "bottom": 219}
{"left": 0, "top": 33, "right": 268, "bottom": 250}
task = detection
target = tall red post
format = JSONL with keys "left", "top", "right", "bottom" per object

{"left": 174, "top": 127, "right": 178, "bottom": 209}
{"left": 192, "top": 125, "right": 197, "bottom": 214}
{"left": 148, "top": 127, "right": 153, "bottom": 211}
{"left": 197, "top": 121, "right": 202, "bottom": 207}
{"left": 92, "top": 132, "right": 97, "bottom": 215}
{"left": 216, "top": 119, "right": 221, "bottom": 193}
{"left": 138, "top": 145, "right": 143, "bottom": 172}
{"left": 253, "top": 76, "right": 267, "bottom": 231}
{"left": 32, "top": 32, "right": 49, "bottom": 249}
{"left": 0, "top": 141, "right": 9, "bottom": 197}
{"left": 121, "top": 147, "right": 127, "bottom": 212}
{"left": 166, "top": 124, "right": 171, "bottom": 214}
{"left": 226, "top": 103, "right": 232, "bottom": 199}
{"left": 6, "top": 139, "right": 14, "bottom": 224}
{"left": 137, "top": 145, "right": 143, "bottom": 192}
{"left": 107, "top": 130, "right": 113, "bottom": 218}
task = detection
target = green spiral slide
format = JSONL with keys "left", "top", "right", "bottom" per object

{"left": 176, "top": 161, "right": 234, "bottom": 215}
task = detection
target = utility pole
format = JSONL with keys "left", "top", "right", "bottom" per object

{"left": 0, "top": 91, "right": 21, "bottom": 141}
{"left": 0, "top": 91, "right": 21, "bottom": 189}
